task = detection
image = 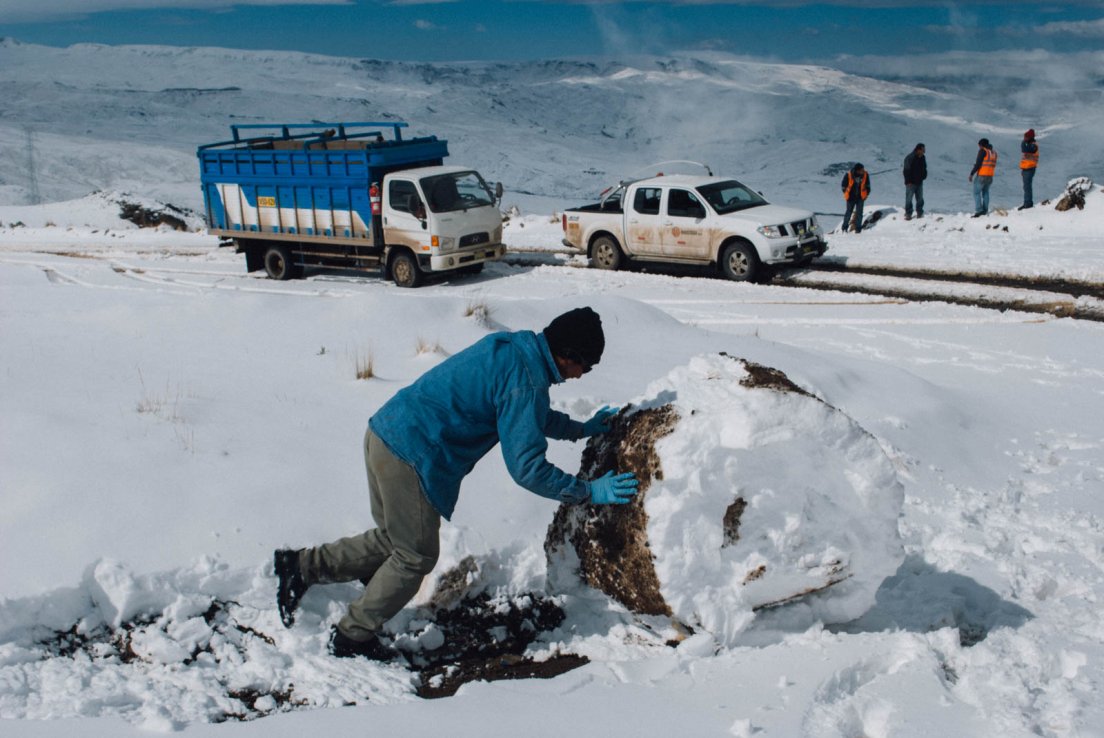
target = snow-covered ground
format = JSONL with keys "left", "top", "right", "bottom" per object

{"left": 2, "top": 180, "right": 1103, "bottom": 736}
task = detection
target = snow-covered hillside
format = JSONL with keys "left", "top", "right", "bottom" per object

{"left": 1, "top": 39, "right": 1101, "bottom": 216}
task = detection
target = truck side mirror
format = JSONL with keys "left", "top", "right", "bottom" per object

{"left": 407, "top": 194, "right": 426, "bottom": 222}
{"left": 494, "top": 182, "right": 504, "bottom": 202}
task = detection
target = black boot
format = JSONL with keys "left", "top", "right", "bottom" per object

{"left": 274, "top": 549, "right": 307, "bottom": 628}
{"left": 328, "top": 626, "right": 395, "bottom": 661}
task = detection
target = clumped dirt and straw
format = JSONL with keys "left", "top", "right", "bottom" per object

{"left": 546, "top": 404, "right": 680, "bottom": 616}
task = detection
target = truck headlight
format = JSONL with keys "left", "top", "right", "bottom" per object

{"left": 431, "top": 235, "right": 455, "bottom": 251}
{"left": 757, "top": 225, "right": 785, "bottom": 239}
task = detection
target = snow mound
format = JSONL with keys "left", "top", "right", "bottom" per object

{"left": 546, "top": 353, "right": 905, "bottom": 645}
{"left": 0, "top": 190, "right": 201, "bottom": 231}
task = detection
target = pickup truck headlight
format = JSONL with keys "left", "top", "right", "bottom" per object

{"left": 757, "top": 224, "right": 785, "bottom": 239}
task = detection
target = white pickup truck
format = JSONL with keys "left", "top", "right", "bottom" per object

{"left": 562, "top": 174, "right": 826, "bottom": 281}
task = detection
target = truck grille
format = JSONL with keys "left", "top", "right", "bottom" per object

{"left": 789, "top": 219, "right": 810, "bottom": 238}
{"left": 459, "top": 232, "right": 489, "bottom": 248}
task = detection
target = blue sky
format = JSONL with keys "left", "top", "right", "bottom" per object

{"left": 1, "top": 1, "right": 1102, "bottom": 62}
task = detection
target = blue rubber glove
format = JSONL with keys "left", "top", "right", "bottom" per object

{"left": 589, "top": 471, "right": 639, "bottom": 505}
{"left": 582, "top": 405, "right": 620, "bottom": 437}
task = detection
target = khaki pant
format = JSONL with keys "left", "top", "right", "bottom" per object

{"left": 298, "top": 428, "right": 440, "bottom": 641}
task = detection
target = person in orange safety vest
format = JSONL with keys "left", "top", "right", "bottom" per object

{"left": 1019, "top": 129, "right": 1039, "bottom": 210}
{"left": 969, "top": 138, "right": 997, "bottom": 217}
{"left": 840, "top": 162, "right": 870, "bottom": 233}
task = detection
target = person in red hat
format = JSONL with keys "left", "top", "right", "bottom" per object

{"left": 1020, "top": 129, "right": 1039, "bottom": 210}
{"left": 273, "top": 307, "right": 638, "bottom": 660}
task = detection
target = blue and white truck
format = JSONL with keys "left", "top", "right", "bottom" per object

{"left": 198, "top": 122, "right": 505, "bottom": 287}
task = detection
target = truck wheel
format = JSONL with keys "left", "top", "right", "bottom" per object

{"left": 720, "top": 241, "right": 759, "bottom": 282}
{"left": 263, "top": 245, "right": 298, "bottom": 280}
{"left": 390, "top": 249, "right": 423, "bottom": 288}
{"left": 591, "top": 235, "right": 623, "bottom": 271}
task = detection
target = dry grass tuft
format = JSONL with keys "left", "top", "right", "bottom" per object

{"left": 355, "top": 352, "right": 375, "bottom": 380}
{"left": 416, "top": 337, "right": 445, "bottom": 356}
{"left": 464, "top": 300, "right": 493, "bottom": 328}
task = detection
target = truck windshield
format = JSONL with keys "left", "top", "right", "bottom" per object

{"left": 696, "top": 180, "right": 768, "bottom": 214}
{"left": 420, "top": 171, "right": 495, "bottom": 213}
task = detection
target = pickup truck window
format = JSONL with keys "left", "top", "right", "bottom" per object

{"left": 632, "top": 187, "right": 662, "bottom": 215}
{"left": 668, "top": 189, "right": 706, "bottom": 219}
{"left": 421, "top": 171, "right": 495, "bottom": 213}
{"left": 696, "top": 180, "right": 767, "bottom": 214}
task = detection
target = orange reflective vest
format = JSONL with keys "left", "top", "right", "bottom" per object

{"left": 844, "top": 171, "right": 870, "bottom": 201}
{"left": 978, "top": 148, "right": 997, "bottom": 177}
{"left": 1020, "top": 144, "right": 1039, "bottom": 170}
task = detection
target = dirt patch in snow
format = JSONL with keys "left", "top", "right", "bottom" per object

{"left": 408, "top": 591, "right": 586, "bottom": 698}
{"left": 546, "top": 405, "right": 680, "bottom": 616}
{"left": 729, "top": 355, "right": 816, "bottom": 398}
{"left": 35, "top": 590, "right": 584, "bottom": 720}
{"left": 117, "top": 199, "right": 191, "bottom": 231}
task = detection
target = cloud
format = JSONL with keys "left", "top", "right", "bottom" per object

{"left": 0, "top": 0, "right": 350, "bottom": 24}
{"left": 1030, "top": 17, "right": 1104, "bottom": 37}
{"left": 413, "top": 18, "right": 439, "bottom": 29}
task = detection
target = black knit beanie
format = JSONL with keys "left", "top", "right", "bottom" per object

{"left": 543, "top": 307, "right": 604, "bottom": 367}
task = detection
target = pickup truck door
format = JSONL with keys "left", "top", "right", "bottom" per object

{"left": 383, "top": 178, "right": 430, "bottom": 252}
{"left": 625, "top": 186, "right": 664, "bottom": 256}
{"left": 660, "top": 188, "right": 712, "bottom": 259}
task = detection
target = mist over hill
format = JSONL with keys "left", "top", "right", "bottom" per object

{"left": 1, "top": 38, "right": 1101, "bottom": 216}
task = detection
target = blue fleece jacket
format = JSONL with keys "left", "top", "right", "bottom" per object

{"left": 368, "top": 330, "right": 590, "bottom": 520}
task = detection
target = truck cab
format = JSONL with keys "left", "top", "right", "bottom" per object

{"left": 563, "top": 174, "right": 826, "bottom": 282}
{"left": 382, "top": 166, "right": 504, "bottom": 286}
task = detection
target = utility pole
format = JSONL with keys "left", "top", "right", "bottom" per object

{"left": 24, "top": 125, "right": 41, "bottom": 205}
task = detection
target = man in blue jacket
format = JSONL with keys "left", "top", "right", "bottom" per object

{"left": 274, "top": 307, "right": 638, "bottom": 659}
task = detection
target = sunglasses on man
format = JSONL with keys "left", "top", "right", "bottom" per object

{"left": 561, "top": 349, "right": 593, "bottom": 374}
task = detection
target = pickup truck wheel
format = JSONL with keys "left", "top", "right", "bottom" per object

{"left": 263, "top": 245, "right": 298, "bottom": 280}
{"left": 591, "top": 236, "right": 623, "bottom": 271}
{"left": 720, "top": 241, "right": 759, "bottom": 282}
{"left": 390, "top": 249, "right": 423, "bottom": 288}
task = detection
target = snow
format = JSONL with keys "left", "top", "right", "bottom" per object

{"left": 643, "top": 356, "right": 904, "bottom": 636}
{"left": 1, "top": 39, "right": 1103, "bottom": 738}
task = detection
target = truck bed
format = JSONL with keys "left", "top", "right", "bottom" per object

{"left": 568, "top": 202, "right": 624, "bottom": 214}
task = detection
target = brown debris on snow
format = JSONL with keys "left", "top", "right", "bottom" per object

{"left": 1055, "top": 177, "right": 1094, "bottom": 212}
{"left": 117, "top": 199, "right": 190, "bottom": 231}
{"left": 545, "top": 405, "right": 679, "bottom": 616}
{"left": 723, "top": 352, "right": 815, "bottom": 398}
{"left": 722, "top": 497, "right": 748, "bottom": 548}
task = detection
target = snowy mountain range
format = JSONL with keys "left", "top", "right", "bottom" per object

{"left": 2, "top": 38, "right": 1101, "bottom": 216}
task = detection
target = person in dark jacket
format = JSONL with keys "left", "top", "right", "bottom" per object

{"left": 841, "top": 163, "right": 870, "bottom": 233}
{"left": 1019, "top": 129, "right": 1039, "bottom": 210}
{"left": 903, "top": 143, "right": 927, "bottom": 220}
{"left": 274, "top": 307, "right": 639, "bottom": 660}
{"left": 969, "top": 138, "right": 998, "bottom": 217}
